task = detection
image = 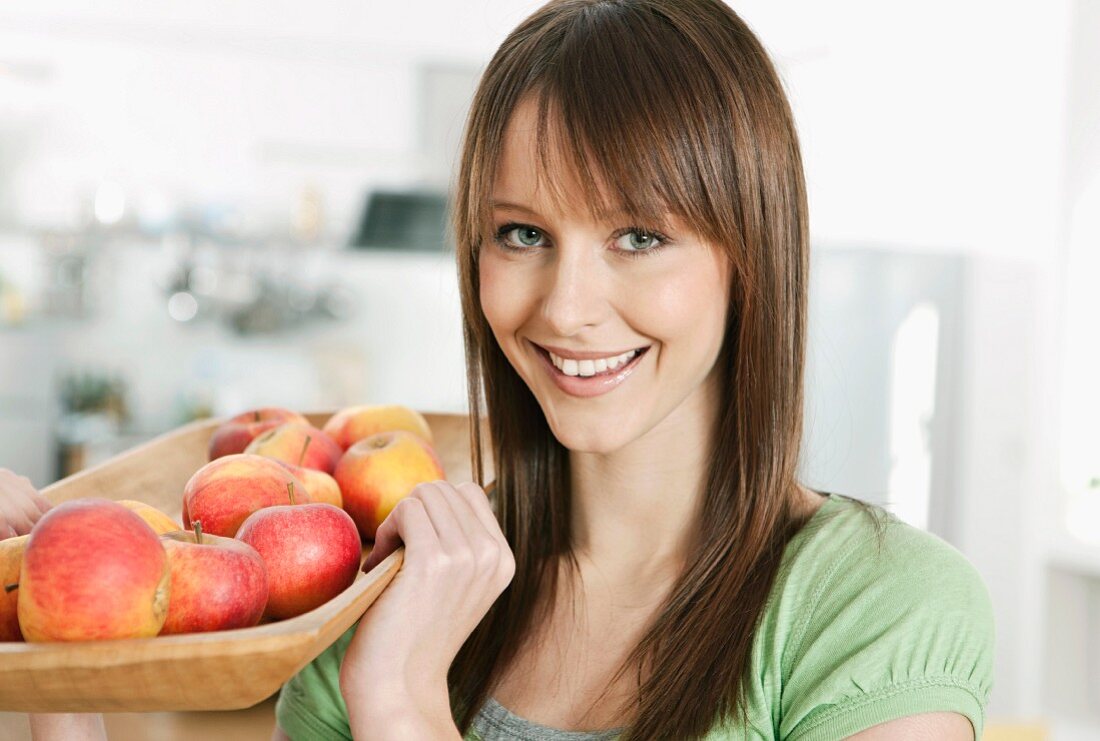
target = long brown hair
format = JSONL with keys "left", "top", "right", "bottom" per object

{"left": 448, "top": 1, "right": 884, "bottom": 738}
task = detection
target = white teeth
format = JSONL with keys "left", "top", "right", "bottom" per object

{"left": 547, "top": 348, "right": 640, "bottom": 377}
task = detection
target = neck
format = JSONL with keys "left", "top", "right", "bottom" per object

{"left": 567, "top": 372, "right": 717, "bottom": 590}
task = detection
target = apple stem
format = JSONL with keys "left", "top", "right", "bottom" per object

{"left": 3, "top": 582, "right": 17, "bottom": 594}
{"left": 254, "top": 411, "right": 261, "bottom": 422}
{"left": 192, "top": 520, "right": 204, "bottom": 545}
{"left": 298, "top": 436, "right": 312, "bottom": 467}
{"left": 287, "top": 481, "right": 296, "bottom": 506}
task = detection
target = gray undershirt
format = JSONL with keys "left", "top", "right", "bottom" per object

{"left": 471, "top": 697, "right": 625, "bottom": 741}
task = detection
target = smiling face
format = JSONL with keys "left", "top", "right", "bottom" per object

{"left": 478, "top": 95, "right": 733, "bottom": 454}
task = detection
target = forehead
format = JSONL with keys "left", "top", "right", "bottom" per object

{"left": 493, "top": 95, "right": 617, "bottom": 222}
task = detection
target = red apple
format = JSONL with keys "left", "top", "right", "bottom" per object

{"left": 236, "top": 498, "right": 360, "bottom": 620}
{"left": 208, "top": 407, "right": 309, "bottom": 461}
{"left": 333, "top": 430, "right": 445, "bottom": 540}
{"left": 183, "top": 454, "right": 309, "bottom": 538}
{"left": 1, "top": 535, "right": 28, "bottom": 641}
{"left": 159, "top": 523, "right": 268, "bottom": 635}
{"left": 245, "top": 422, "right": 342, "bottom": 474}
{"left": 322, "top": 404, "right": 434, "bottom": 451}
{"left": 17, "top": 499, "right": 170, "bottom": 642}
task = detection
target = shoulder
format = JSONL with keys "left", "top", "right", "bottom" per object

{"left": 778, "top": 495, "right": 993, "bottom": 631}
{"left": 773, "top": 495, "right": 995, "bottom": 741}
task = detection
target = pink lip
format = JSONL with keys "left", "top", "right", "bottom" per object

{"left": 535, "top": 342, "right": 649, "bottom": 361}
{"left": 530, "top": 341, "right": 649, "bottom": 398}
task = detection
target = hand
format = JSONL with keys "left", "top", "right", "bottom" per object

{"left": 0, "top": 468, "right": 52, "bottom": 540}
{"left": 29, "top": 712, "right": 106, "bottom": 741}
{"left": 340, "top": 481, "right": 515, "bottom": 735}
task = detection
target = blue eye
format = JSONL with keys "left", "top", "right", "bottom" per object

{"left": 614, "top": 229, "right": 664, "bottom": 254}
{"left": 492, "top": 222, "right": 671, "bottom": 259}
{"left": 494, "top": 225, "right": 546, "bottom": 250}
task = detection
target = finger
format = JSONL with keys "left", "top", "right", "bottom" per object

{"left": 438, "top": 481, "right": 507, "bottom": 560}
{"left": 411, "top": 482, "right": 476, "bottom": 556}
{"left": 11, "top": 475, "right": 52, "bottom": 514}
{"left": 458, "top": 482, "right": 515, "bottom": 582}
{"left": 453, "top": 482, "right": 508, "bottom": 546}
{"left": 0, "top": 499, "right": 33, "bottom": 536}
{"left": 0, "top": 500, "right": 19, "bottom": 535}
{"left": 31, "top": 490, "right": 52, "bottom": 515}
{"left": 1, "top": 496, "right": 34, "bottom": 530}
{"left": 430, "top": 482, "right": 512, "bottom": 585}
{"left": 362, "top": 497, "right": 438, "bottom": 573}
{"left": 362, "top": 503, "right": 407, "bottom": 573}
{"left": 0, "top": 470, "right": 48, "bottom": 517}
{"left": 13, "top": 488, "right": 45, "bottom": 525}
{"left": 0, "top": 521, "right": 17, "bottom": 541}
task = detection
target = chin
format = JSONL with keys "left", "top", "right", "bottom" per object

{"left": 553, "top": 430, "right": 628, "bottom": 455}
{"left": 541, "top": 412, "right": 635, "bottom": 454}
{"left": 515, "top": 352, "right": 646, "bottom": 454}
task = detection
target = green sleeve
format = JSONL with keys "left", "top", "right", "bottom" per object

{"left": 275, "top": 624, "right": 356, "bottom": 741}
{"left": 274, "top": 623, "right": 484, "bottom": 740}
{"left": 778, "top": 524, "right": 996, "bottom": 741}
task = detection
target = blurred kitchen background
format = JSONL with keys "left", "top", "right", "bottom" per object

{"left": 0, "top": 0, "right": 1096, "bottom": 739}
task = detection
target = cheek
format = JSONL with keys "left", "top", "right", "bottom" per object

{"left": 479, "top": 252, "right": 532, "bottom": 340}
{"left": 635, "top": 264, "right": 728, "bottom": 354}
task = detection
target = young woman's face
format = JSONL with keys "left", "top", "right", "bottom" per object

{"left": 479, "top": 96, "right": 732, "bottom": 454}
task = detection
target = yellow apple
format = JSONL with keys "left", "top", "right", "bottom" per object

{"left": 117, "top": 500, "right": 180, "bottom": 535}
{"left": 0, "top": 535, "right": 28, "bottom": 641}
{"left": 332, "top": 430, "right": 445, "bottom": 540}
{"left": 321, "top": 404, "right": 433, "bottom": 451}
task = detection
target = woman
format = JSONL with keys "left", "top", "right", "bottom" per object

{"left": 3, "top": 1, "right": 994, "bottom": 739}
{"left": 278, "top": 1, "right": 994, "bottom": 739}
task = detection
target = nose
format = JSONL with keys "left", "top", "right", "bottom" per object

{"left": 539, "top": 242, "right": 608, "bottom": 338}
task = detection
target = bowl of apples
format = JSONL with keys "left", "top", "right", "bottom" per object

{"left": 0, "top": 405, "right": 490, "bottom": 712}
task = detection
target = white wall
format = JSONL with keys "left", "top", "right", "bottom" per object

{"left": 1, "top": 0, "right": 1077, "bottom": 244}
{"left": 0, "top": 0, "right": 1075, "bottom": 260}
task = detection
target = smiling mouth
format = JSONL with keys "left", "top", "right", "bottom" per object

{"left": 531, "top": 342, "right": 650, "bottom": 378}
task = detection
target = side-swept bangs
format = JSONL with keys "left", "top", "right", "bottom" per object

{"left": 458, "top": 1, "right": 770, "bottom": 268}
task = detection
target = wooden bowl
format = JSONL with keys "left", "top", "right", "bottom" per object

{"left": 0, "top": 410, "right": 489, "bottom": 712}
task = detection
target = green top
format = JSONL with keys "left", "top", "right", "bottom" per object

{"left": 275, "top": 494, "right": 995, "bottom": 740}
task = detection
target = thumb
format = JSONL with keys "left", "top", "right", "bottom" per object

{"left": 361, "top": 509, "right": 402, "bottom": 573}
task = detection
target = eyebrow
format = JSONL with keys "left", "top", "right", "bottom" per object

{"left": 490, "top": 199, "right": 635, "bottom": 221}
{"left": 490, "top": 200, "right": 541, "bottom": 215}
